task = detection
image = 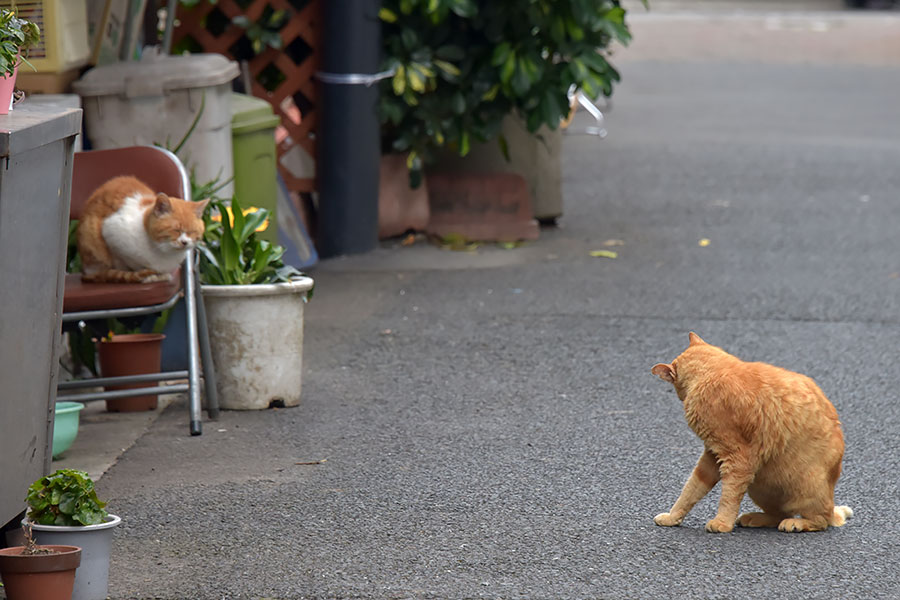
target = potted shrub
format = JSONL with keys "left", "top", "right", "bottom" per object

{"left": 0, "top": 524, "right": 81, "bottom": 600}
{"left": 0, "top": 8, "right": 40, "bottom": 115}
{"left": 198, "top": 196, "right": 314, "bottom": 410}
{"left": 23, "top": 469, "right": 121, "bottom": 600}
{"left": 378, "top": 0, "right": 642, "bottom": 220}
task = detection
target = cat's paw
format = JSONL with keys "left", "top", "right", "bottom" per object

{"left": 140, "top": 271, "right": 172, "bottom": 283}
{"left": 778, "top": 518, "right": 825, "bottom": 533}
{"left": 654, "top": 512, "right": 683, "bottom": 527}
{"left": 705, "top": 517, "right": 735, "bottom": 533}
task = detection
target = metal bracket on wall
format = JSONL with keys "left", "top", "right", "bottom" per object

{"left": 315, "top": 69, "right": 397, "bottom": 87}
{"left": 562, "top": 87, "right": 609, "bottom": 138}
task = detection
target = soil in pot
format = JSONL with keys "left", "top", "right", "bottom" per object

{"left": 0, "top": 544, "right": 81, "bottom": 600}
{"left": 97, "top": 333, "right": 165, "bottom": 412}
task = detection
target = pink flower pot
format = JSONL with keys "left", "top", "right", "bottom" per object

{"left": 0, "top": 64, "right": 19, "bottom": 115}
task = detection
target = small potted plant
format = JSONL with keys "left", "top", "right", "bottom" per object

{"left": 0, "top": 8, "right": 40, "bottom": 114}
{"left": 0, "top": 523, "right": 81, "bottom": 600}
{"left": 62, "top": 317, "right": 168, "bottom": 412}
{"left": 197, "top": 196, "right": 314, "bottom": 410}
{"left": 24, "top": 469, "right": 121, "bottom": 600}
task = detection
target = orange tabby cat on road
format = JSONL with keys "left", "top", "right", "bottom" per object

{"left": 77, "top": 176, "right": 207, "bottom": 283}
{"left": 651, "top": 333, "right": 852, "bottom": 533}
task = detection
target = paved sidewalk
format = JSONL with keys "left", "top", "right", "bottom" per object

{"left": 27, "top": 5, "right": 900, "bottom": 600}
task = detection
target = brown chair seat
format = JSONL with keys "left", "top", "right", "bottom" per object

{"left": 63, "top": 269, "right": 181, "bottom": 313}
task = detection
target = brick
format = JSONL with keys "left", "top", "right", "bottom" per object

{"left": 378, "top": 153, "right": 430, "bottom": 239}
{"left": 425, "top": 172, "right": 540, "bottom": 242}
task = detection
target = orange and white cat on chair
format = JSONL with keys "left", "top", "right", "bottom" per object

{"left": 77, "top": 176, "right": 207, "bottom": 284}
{"left": 651, "top": 333, "right": 852, "bottom": 533}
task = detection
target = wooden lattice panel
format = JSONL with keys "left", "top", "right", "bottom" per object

{"left": 174, "top": 0, "right": 319, "bottom": 193}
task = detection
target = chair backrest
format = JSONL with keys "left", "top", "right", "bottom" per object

{"left": 70, "top": 146, "right": 191, "bottom": 220}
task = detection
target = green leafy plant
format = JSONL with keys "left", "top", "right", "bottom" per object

{"left": 25, "top": 469, "right": 109, "bottom": 527}
{"left": 0, "top": 8, "right": 40, "bottom": 77}
{"left": 232, "top": 6, "right": 290, "bottom": 55}
{"left": 178, "top": 0, "right": 217, "bottom": 7}
{"left": 379, "top": 0, "right": 643, "bottom": 184}
{"left": 198, "top": 195, "right": 305, "bottom": 286}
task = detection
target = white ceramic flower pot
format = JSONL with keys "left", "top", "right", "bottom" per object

{"left": 26, "top": 514, "right": 121, "bottom": 600}
{"left": 202, "top": 277, "right": 314, "bottom": 410}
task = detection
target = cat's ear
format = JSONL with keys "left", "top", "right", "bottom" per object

{"left": 651, "top": 363, "right": 676, "bottom": 384}
{"left": 688, "top": 332, "right": 706, "bottom": 346}
{"left": 191, "top": 199, "right": 210, "bottom": 217}
{"left": 153, "top": 193, "right": 173, "bottom": 215}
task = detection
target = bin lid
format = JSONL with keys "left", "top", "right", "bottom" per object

{"left": 73, "top": 51, "right": 239, "bottom": 98}
{"left": 231, "top": 92, "right": 281, "bottom": 134}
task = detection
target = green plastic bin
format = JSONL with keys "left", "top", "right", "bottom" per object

{"left": 231, "top": 93, "right": 281, "bottom": 243}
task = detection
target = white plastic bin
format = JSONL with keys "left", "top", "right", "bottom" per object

{"left": 73, "top": 51, "right": 240, "bottom": 196}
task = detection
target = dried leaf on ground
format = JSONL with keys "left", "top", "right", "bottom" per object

{"left": 498, "top": 241, "right": 525, "bottom": 250}
{"left": 431, "top": 233, "right": 480, "bottom": 252}
{"left": 590, "top": 249, "right": 618, "bottom": 259}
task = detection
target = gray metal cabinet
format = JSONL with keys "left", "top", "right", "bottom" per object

{"left": 0, "top": 103, "right": 81, "bottom": 529}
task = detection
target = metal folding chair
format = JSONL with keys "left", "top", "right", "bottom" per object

{"left": 56, "top": 146, "right": 218, "bottom": 435}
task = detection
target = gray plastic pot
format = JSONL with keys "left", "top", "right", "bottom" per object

{"left": 25, "top": 515, "right": 121, "bottom": 600}
{"left": 202, "top": 277, "right": 314, "bottom": 410}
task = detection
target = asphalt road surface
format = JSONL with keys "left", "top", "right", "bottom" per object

{"left": 94, "top": 6, "right": 900, "bottom": 600}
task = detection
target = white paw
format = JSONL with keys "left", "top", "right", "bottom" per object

{"left": 141, "top": 272, "right": 172, "bottom": 283}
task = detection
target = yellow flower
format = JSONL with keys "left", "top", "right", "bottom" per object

{"left": 211, "top": 205, "right": 269, "bottom": 232}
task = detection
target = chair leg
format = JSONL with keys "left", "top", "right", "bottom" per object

{"left": 195, "top": 279, "right": 219, "bottom": 419}
{"left": 182, "top": 249, "right": 203, "bottom": 436}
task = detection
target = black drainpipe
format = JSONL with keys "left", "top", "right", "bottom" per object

{"left": 316, "top": 0, "right": 385, "bottom": 258}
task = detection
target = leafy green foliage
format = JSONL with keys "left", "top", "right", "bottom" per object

{"left": 67, "top": 321, "right": 98, "bottom": 376}
{"left": 25, "top": 469, "right": 109, "bottom": 527}
{"left": 379, "top": 0, "right": 640, "bottom": 183}
{"left": 198, "top": 196, "right": 304, "bottom": 286}
{"left": 0, "top": 8, "right": 40, "bottom": 77}
{"left": 231, "top": 6, "right": 290, "bottom": 55}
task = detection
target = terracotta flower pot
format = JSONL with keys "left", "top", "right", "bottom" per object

{"left": 97, "top": 333, "right": 165, "bottom": 412}
{"left": 0, "top": 545, "right": 81, "bottom": 600}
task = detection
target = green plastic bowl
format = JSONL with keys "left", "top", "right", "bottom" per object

{"left": 52, "top": 401, "right": 84, "bottom": 458}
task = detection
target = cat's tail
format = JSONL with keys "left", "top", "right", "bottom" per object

{"left": 829, "top": 505, "right": 853, "bottom": 527}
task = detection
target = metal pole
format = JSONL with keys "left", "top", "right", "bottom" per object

{"left": 162, "top": 0, "right": 178, "bottom": 54}
{"left": 315, "top": 0, "right": 382, "bottom": 258}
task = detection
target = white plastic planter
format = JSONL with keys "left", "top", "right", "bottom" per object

{"left": 73, "top": 51, "right": 239, "bottom": 196}
{"left": 202, "top": 277, "right": 314, "bottom": 410}
{"left": 26, "top": 514, "right": 121, "bottom": 600}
